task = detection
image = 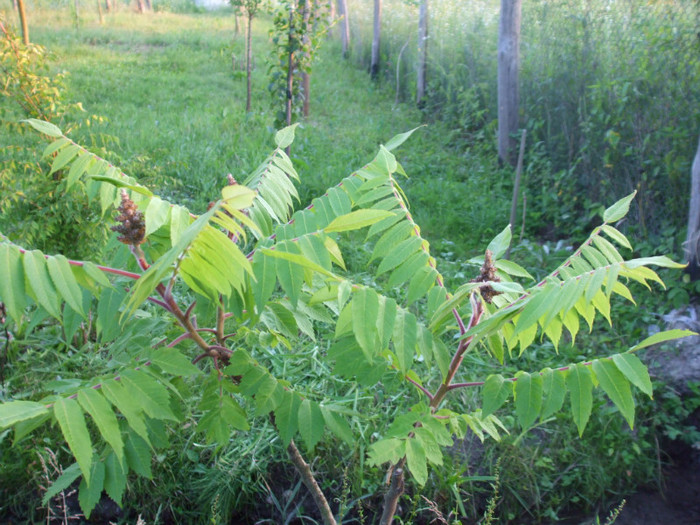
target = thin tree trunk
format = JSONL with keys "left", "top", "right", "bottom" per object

{"left": 416, "top": 0, "right": 428, "bottom": 106}
{"left": 337, "top": 0, "right": 349, "bottom": 58}
{"left": 234, "top": 15, "right": 240, "bottom": 37}
{"left": 105, "top": 0, "right": 111, "bottom": 13}
{"left": 301, "top": 0, "right": 312, "bottom": 117}
{"left": 327, "top": 0, "right": 335, "bottom": 38}
{"left": 97, "top": 0, "right": 104, "bottom": 23}
{"left": 246, "top": 11, "right": 253, "bottom": 112}
{"left": 685, "top": 135, "right": 700, "bottom": 278}
{"left": 497, "top": 0, "right": 522, "bottom": 166}
{"left": 16, "top": 0, "right": 29, "bottom": 45}
{"left": 135, "top": 0, "right": 145, "bottom": 13}
{"left": 370, "top": 0, "right": 381, "bottom": 80}
{"left": 285, "top": 0, "right": 296, "bottom": 155}
{"left": 74, "top": 0, "right": 80, "bottom": 18}
{"left": 144, "top": 0, "right": 152, "bottom": 10}
{"left": 505, "top": 129, "right": 527, "bottom": 260}
{"left": 12, "top": 0, "right": 18, "bottom": 11}
{"left": 287, "top": 440, "right": 338, "bottom": 525}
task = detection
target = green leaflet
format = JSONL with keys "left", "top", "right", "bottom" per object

{"left": 540, "top": 368, "right": 566, "bottom": 420}
{"left": 274, "top": 123, "right": 300, "bottom": 148}
{"left": 50, "top": 144, "right": 81, "bottom": 174}
{"left": 320, "top": 406, "right": 354, "bottom": 445}
{"left": 53, "top": 397, "right": 93, "bottom": 483}
{"left": 486, "top": 225, "right": 512, "bottom": 259}
{"left": 150, "top": 348, "right": 201, "bottom": 376}
{"left": 370, "top": 221, "right": 414, "bottom": 262}
{"left": 393, "top": 309, "right": 417, "bottom": 373}
{"left": 352, "top": 287, "right": 380, "bottom": 361}
{"left": 24, "top": 249, "right": 61, "bottom": 319}
{"left": 104, "top": 452, "right": 127, "bottom": 506}
{"left": 481, "top": 375, "right": 511, "bottom": 418}
{"left": 592, "top": 359, "right": 635, "bottom": 429}
{"left": 124, "top": 430, "right": 152, "bottom": 479}
{"left": 145, "top": 196, "right": 171, "bottom": 237}
{"left": 0, "top": 400, "right": 49, "bottom": 429}
{"left": 23, "top": 118, "right": 63, "bottom": 137}
{"left": 406, "top": 266, "right": 438, "bottom": 305}
{"left": 376, "top": 235, "right": 423, "bottom": 275}
{"left": 324, "top": 209, "right": 393, "bottom": 233}
{"left": 42, "top": 136, "right": 70, "bottom": 158}
{"left": 383, "top": 126, "right": 423, "bottom": 152}
{"left": 78, "top": 458, "right": 105, "bottom": 518}
{"left": 298, "top": 399, "right": 325, "bottom": 451}
{"left": 602, "top": 224, "right": 632, "bottom": 250}
{"left": 405, "top": 437, "right": 428, "bottom": 486}
{"left": 567, "top": 363, "right": 593, "bottom": 436}
{"left": 101, "top": 379, "right": 151, "bottom": 446}
{"left": 65, "top": 151, "right": 94, "bottom": 189}
{"left": 77, "top": 388, "right": 124, "bottom": 462}
{"left": 274, "top": 242, "right": 305, "bottom": 307}
{"left": 612, "top": 353, "right": 653, "bottom": 397}
{"left": 119, "top": 370, "right": 177, "bottom": 421}
{"left": 367, "top": 437, "right": 406, "bottom": 467}
{"left": 47, "top": 254, "right": 85, "bottom": 317}
{"left": 514, "top": 372, "right": 543, "bottom": 429}
{"left": 0, "top": 243, "right": 28, "bottom": 323}
{"left": 603, "top": 191, "right": 636, "bottom": 223}
{"left": 42, "top": 463, "right": 81, "bottom": 506}
{"left": 260, "top": 247, "right": 338, "bottom": 281}
{"left": 274, "top": 392, "right": 301, "bottom": 446}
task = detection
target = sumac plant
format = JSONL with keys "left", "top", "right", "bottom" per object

{"left": 0, "top": 119, "right": 692, "bottom": 523}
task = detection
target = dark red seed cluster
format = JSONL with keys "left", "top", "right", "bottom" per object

{"left": 470, "top": 249, "right": 501, "bottom": 303}
{"left": 111, "top": 189, "right": 145, "bottom": 245}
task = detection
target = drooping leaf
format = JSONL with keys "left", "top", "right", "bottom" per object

{"left": 0, "top": 243, "right": 28, "bottom": 323}
{"left": 47, "top": 255, "right": 85, "bottom": 317}
{"left": 352, "top": 288, "right": 380, "bottom": 361}
{"left": 78, "top": 458, "right": 105, "bottom": 518}
{"left": 540, "top": 368, "right": 566, "bottom": 420}
{"left": 320, "top": 406, "right": 354, "bottom": 445}
{"left": 612, "top": 353, "right": 653, "bottom": 397}
{"left": 405, "top": 438, "right": 428, "bottom": 486}
{"left": 592, "top": 359, "right": 635, "bottom": 429}
{"left": 124, "top": 430, "right": 152, "bottom": 479}
{"left": 104, "top": 452, "right": 127, "bottom": 506}
{"left": 24, "top": 249, "right": 61, "bottom": 319}
{"left": 77, "top": 388, "right": 124, "bottom": 461}
{"left": 274, "top": 392, "right": 301, "bottom": 446}
{"left": 514, "top": 372, "right": 543, "bottom": 429}
{"left": 53, "top": 398, "right": 93, "bottom": 483}
{"left": 481, "top": 375, "right": 511, "bottom": 418}
{"left": 567, "top": 363, "right": 593, "bottom": 436}
{"left": 393, "top": 309, "right": 417, "bottom": 373}
{"left": 297, "top": 399, "right": 325, "bottom": 451}
{"left": 145, "top": 197, "right": 171, "bottom": 237}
